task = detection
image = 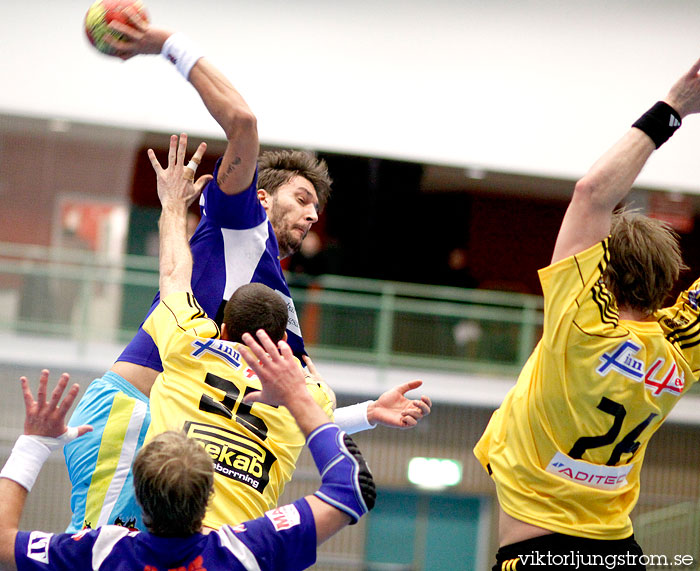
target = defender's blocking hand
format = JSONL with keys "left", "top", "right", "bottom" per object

{"left": 22, "top": 370, "right": 92, "bottom": 440}
{"left": 148, "top": 134, "right": 209, "bottom": 209}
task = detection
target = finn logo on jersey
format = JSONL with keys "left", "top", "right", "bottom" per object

{"left": 191, "top": 339, "right": 242, "bottom": 368}
{"left": 597, "top": 340, "right": 644, "bottom": 379}
{"left": 597, "top": 341, "right": 684, "bottom": 397}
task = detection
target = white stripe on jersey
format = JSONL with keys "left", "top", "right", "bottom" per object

{"left": 221, "top": 222, "right": 269, "bottom": 301}
{"left": 92, "top": 526, "right": 133, "bottom": 569}
{"left": 216, "top": 526, "right": 262, "bottom": 571}
{"left": 97, "top": 399, "right": 148, "bottom": 527}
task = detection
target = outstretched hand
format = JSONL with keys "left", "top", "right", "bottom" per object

{"left": 22, "top": 370, "right": 92, "bottom": 439}
{"left": 665, "top": 57, "right": 700, "bottom": 118}
{"left": 367, "top": 381, "right": 432, "bottom": 429}
{"left": 148, "top": 134, "right": 211, "bottom": 209}
{"left": 0, "top": 370, "right": 90, "bottom": 563}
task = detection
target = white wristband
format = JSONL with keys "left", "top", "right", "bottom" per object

{"left": 334, "top": 401, "right": 376, "bottom": 435}
{"left": 0, "top": 429, "right": 80, "bottom": 491}
{"left": 161, "top": 32, "right": 204, "bottom": 80}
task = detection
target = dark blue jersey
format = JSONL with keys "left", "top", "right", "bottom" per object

{"left": 117, "top": 160, "right": 306, "bottom": 371}
{"left": 16, "top": 499, "right": 316, "bottom": 571}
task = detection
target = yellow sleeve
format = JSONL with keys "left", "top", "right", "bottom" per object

{"left": 537, "top": 240, "right": 618, "bottom": 351}
{"left": 656, "top": 277, "right": 700, "bottom": 378}
{"left": 143, "top": 291, "right": 220, "bottom": 362}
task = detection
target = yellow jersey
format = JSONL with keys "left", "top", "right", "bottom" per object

{"left": 474, "top": 240, "right": 700, "bottom": 539}
{"left": 144, "top": 291, "right": 334, "bottom": 529}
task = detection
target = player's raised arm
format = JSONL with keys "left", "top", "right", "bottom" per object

{"left": 240, "top": 331, "right": 376, "bottom": 544}
{"left": 104, "top": 10, "right": 259, "bottom": 195}
{"left": 0, "top": 371, "right": 91, "bottom": 569}
{"left": 188, "top": 57, "right": 259, "bottom": 195}
{"left": 148, "top": 133, "right": 209, "bottom": 298}
{"left": 551, "top": 57, "right": 700, "bottom": 265}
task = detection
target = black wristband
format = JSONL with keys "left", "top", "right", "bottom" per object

{"left": 632, "top": 101, "right": 682, "bottom": 149}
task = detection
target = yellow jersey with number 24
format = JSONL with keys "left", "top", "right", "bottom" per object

{"left": 474, "top": 239, "right": 700, "bottom": 539}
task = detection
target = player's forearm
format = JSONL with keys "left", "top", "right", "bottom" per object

{"left": 189, "top": 60, "right": 259, "bottom": 194}
{"left": 0, "top": 478, "right": 24, "bottom": 559}
{"left": 159, "top": 32, "right": 256, "bottom": 143}
{"left": 575, "top": 129, "right": 655, "bottom": 214}
{"left": 335, "top": 401, "right": 375, "bottom": 434}
{"left": 158, "top": 204, "right": 193, "bottom": 297}
{"left": 580, "top": 92, "right": 688, "bottom": 214}
{"left": 552, "top": 96, "right": 686, "bottom": 265}
{"left": 189, "top": 60, "right": 258, "bottom": 144}
{"left": 154, "top": 28, "right": 257, "bottom": 147}
{"left": 285, "top": 393, "right": 334, "bottom": 437}
{"left": 550, "top": 131, "right": 655, "bottom": 264}
{"left": 0, "top": 432, "right": 50, "bottom": 568}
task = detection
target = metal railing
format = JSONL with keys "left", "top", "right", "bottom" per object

{"left": 287, "top": 273, "right": 543, "bottom": 376}
{"left": 0, "top": 241, "right": 544, "bottom": 377}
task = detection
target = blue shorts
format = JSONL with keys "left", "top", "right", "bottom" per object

{"left": 64, "top": 371, "right": 150, "bottom": 532}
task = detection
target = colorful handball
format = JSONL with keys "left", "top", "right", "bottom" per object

{"left": 84, "top": 0, "right": 149, "bottom": 55}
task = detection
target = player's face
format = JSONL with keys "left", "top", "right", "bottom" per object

{"left": 262, "top": 175, "right": 319, "bottom": 259}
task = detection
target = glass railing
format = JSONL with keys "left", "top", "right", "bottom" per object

{"left": 0, "top": 242, "right": 544, "bottom": 377}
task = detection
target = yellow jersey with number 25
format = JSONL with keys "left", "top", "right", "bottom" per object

{"left": 144, "top": 291, "right": 335, "bottom": 530}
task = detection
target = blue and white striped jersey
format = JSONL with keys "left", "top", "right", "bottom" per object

{"left": 117, "top": 159, "right": 306, "bottom": 371}
{"left": 16, "top": 499, "right": 316, "bottom": 571}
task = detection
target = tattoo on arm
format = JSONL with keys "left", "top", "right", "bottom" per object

{"left": 217, "top": 156, "right": 242, "bottom": 186}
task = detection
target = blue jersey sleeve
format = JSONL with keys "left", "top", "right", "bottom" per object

{"left": 219, "top": 499, "right": 317, "bottom": 571}
{"left": 200, "top": 160, "right": 262, "bottom": 230}
{"left": 15, "top": 530, "right": 99, "bottom": 571}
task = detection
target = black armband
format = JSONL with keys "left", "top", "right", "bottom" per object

{"left": 632, "top": 101, "right": 682, "bottom": 148}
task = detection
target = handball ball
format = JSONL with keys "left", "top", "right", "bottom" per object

{"left": 84, "top": 0, "right": 149, "bottom": 55}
